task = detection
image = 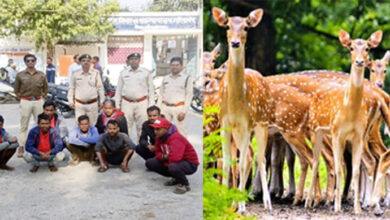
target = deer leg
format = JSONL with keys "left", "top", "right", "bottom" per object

{"left": 332, "top": 134, "right": 346, "bottom": 213}
{"left": 233, "top": 129, "right": 252, "bottom": 214}
{"left": 285, "top": 143, "right": 296, "bottom": 200}
{"left": 371, "top": 150, "right": 390, "bottom": 215}
{"left": 221, "top": 120, "right": 232, "bottom": 187}
{"left": 231, "top": 142, "right": 239, "bottom": 188}
{"left": 282, "top": 134, "right": 311, "bottom": 206}
{"left": 244, "top": 145, "right": 254, "bottom": 191}
{"left": 269, "top": 134, "right": 285, "bottom": 199}
{"left": 254, "top": 125, "right": 272, "bottom": 211}
{"left": 321, "top": 137, "right": 336, "bottom": 205}
{"left": 305, "top": 130, "right": 324, "bottom": 208}
{"left": 361, "top": 143, "right": 376, "bottom": 209}
{"left": 351, "top": 136, "right": 363, "bottom": 214}
{"left": 342, "top": 145, "right": 352, "bottom": 203}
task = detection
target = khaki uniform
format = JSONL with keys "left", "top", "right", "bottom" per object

{"left": 68, "top": 68, "right": 104, "bottom": 126}
{"left": 115, "top": 66, "right": 154, "bottom": 140}
{"left": 14, "top": 69, "right": 48, "bottom": 146}
{"left": 157, "top": 72, "right": 193, "bottom": 136}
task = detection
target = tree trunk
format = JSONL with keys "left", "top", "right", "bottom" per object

{"left": 46, "top": 43, "right": 55, "bottom": 60}
{"left": 227, "top": 0, "right": 276, "bottom": 76}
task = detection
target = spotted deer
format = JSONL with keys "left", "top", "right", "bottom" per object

{"left": 212, "top": 7, "right": 329, "bottom": 212}
{"left": 203, "top": 45, "right": 254, "bottom": 189}
{"left": 303, "top": 30, "right": 383, "bottom": 214}
{"left": 212, "top": 7, "right": 275, "bottom": 212}
{"left": 204, "top": 45, "right": 298, "bottom": 201}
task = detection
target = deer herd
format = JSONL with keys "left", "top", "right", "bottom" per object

{"left": 203, "top": 7, "right": 390, "bottom": 215}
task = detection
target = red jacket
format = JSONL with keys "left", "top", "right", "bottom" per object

{"left": 155, "top": 125, "right": 199, "bottom": 166}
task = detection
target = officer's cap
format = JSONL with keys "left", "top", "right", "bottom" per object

{"left": 78, "top": 54, "right": 92, "bottom": 61}
{"left": 127, "top": 53, "right": 141, "bottom": 60}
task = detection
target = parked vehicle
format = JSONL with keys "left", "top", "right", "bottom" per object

{"left": 47, "top": 83, "right": 74, "bottom": 118}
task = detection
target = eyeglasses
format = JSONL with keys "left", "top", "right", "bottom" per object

{"left": 26, "top": 59, "right": 36, "bottom": 63}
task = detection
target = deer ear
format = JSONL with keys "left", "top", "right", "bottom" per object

{"left": 246, "top": 9, "right": 263, "bottom": 28}
{"left": 382, "top": 51, "right": 390, "bottom": 64}
{"left": 368, "top": 30, "right": 383, "bottom": 48}
{"left": 339, "top": 29, "right": 351, "bottom": 48}
{"left": 212, "top": 7, "right": 228, "bottom": 27}
{"left": 212, "top": 43, "right": 221, "bottom": 57}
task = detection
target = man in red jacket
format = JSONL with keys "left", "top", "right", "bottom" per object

{"left": 146, "top": 117, "right": 199, "bottom": 194}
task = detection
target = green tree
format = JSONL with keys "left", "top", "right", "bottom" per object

{"left": 0, "top": 0, "right": 119, "bottom": 57}
{"left": 204, "top": 0, "right": 390, "bottom": 75}
{"left": 148, "top": 0, "right": 199, "bottom": 12}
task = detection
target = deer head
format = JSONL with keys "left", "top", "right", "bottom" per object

{"left": 203, "top": 43, "right": 221, "bottom": 85}
{"left": 339, "top": 29, "right": 382, "bottom": 68}
{"left": 212, "top": 7, "right": 263, "bottom": 57}
{"left": 369, "top": 51, "right": 390, "bottom": 88}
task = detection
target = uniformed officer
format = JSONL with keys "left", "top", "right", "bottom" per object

{"left": 14, "top": 54, "right": 48, "bottom": 157}
{"left": 115, "top": 53, "right": 154, "bottom": 140}
{"left": 68, "top": 54, "right": 104, "bottom": 126}
{"left": 157, "top": 57, "right": 193, "bottom": 136}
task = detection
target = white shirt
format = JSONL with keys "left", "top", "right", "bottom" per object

{"left": 5, "top": 66, "right": 16, "bottom": 83}
{"left": 115, "top": 66, "right": 154, "bottom": 109}
{"left": 68, "top": 63, "right": 81, "bottom": 83}
{"left": 157, "top": 71, "right": 193, "bottom": 112}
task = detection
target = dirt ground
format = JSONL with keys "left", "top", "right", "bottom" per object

{"left": 0, "top": 104, "right": 203, "bottom": 220}
{"left": 247, "top": 200, "right": 390, "bottom": 220}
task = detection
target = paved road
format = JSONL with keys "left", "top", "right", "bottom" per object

{"left": 0, "top": 104, "right": 203, "bottom": 220}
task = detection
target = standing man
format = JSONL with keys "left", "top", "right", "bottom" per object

{"left": 46, "top": 57, "right": 56, "bottom": 83}
{"left": 68, "top": 54, "right": 81, "bottom": 83}
{"left": 115, "top": 53, "right": 154, "bottom": 140}
{"left": 68, "top": 54, "right": 104, "bottom": 126}
{"left": 5, "top": 59, "right": 17, "bottom": 85}
{"left": 157, "top": 57, "right": 193, "bottom": 136}
{"left": 14, "top": 54, "right": 48, "bottom": 157}
{"left": 92, "top": 56, "right": 103, "bottom": 79}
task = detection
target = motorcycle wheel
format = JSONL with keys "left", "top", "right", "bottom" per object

{"left": 191, "top": 96, "right": 203, "bottom": 113}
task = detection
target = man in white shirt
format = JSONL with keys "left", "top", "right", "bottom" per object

{"left": 157, "top": 57, "right": 193, "bottom": 136}
{"left": 114, "top": 53, "right": 154, "bottom": 140}
{"left": 68, "top": 54, "right": 81, "bottom": 83}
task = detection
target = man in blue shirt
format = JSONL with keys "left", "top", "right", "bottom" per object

{"left": 46, "top": 57, "right": 56, "bottom": 83}
{"left": 67, "top": 115, "right": 99, "bottom": 166}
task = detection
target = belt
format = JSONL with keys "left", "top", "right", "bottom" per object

{"left": 123, "top": 96, "right": 147, "bottom": 103}
{"left": 163, "top": 101, "right": 185, "bottom": 107}
{"left": 21, "top": 96, "right": 41, "bottom": 101}
{"left": 75, "top": 98, "right": 98, "bottom": 105}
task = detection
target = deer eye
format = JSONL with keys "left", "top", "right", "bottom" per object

{"left": 212, "top": 59, "right": 216, "bottom": 63}
{"left": 365, "top": 48, "right": 369, "bottom": 52}
{"left": 244, "top": 27, "right": 249, "bottom": 31}
{"left": 226, "top": 26, "right": 230, "bottom": 30}
{"left": 350, "top": 48, "right": 354, "bottom": 52}
{"left": 385, "top": 70, "right": 387, "bottom": 73}
{"left": 371, "top": 69, "right": 374, "bottom": 72}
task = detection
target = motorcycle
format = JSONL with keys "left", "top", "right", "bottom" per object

{"left": 191, "top": 85, "right": 203, "bottom": 113}
{"left": 47, "top": 83, "right": 74, "bottom": 118}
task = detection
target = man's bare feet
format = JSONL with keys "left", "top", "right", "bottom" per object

{"left": 48, "top": 166, "right": 58, "bottom": 172}
{"left": 0, "top": 164, "right": 14, "bottom": 171}
{"left": 17, "top": 146, "right": 24, "bottom": 158}
{"left": 30, "top": 166, "right": 39, "bottom": 173}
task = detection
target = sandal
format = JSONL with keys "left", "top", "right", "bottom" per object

{"left": 98, "top": 166, "right": 108, "bottom": 173}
